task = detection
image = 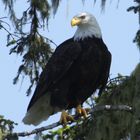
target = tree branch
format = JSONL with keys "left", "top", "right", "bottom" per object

{"left": 16, "top": 122, "right": 61, "bottom": 137}
{"left": 9, "top": 104, "right": 132, "bottom": 138}
{"left": 91, "top": 104, "right": 133, "bottom": 113}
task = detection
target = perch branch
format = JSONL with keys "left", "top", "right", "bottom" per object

{"left": 8, "top": 104, "right": 133, "bottom": 138}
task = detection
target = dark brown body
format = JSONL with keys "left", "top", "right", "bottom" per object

{"left": 27, "top": 36, "right": 111, "bottom": 111}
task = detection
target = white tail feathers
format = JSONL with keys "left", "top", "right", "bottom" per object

{"left": 22, "top": 94, "right": 60, "bottom": 126}
{"left": 22, "top": 107, "right": 50, "bottom": 126}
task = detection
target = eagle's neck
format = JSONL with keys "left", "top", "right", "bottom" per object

{"left": 74, "top": 23, "right": 102, "bottom": 41}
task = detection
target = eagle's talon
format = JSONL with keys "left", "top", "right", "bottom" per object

{"left": 60, "top": 111, "right": 74, "bottom": 126}
{"left": 76, "top": 105, "right": 89, "bottom": 118}
{"left": 85, "top": 108, "right": 91, "bottom": 113}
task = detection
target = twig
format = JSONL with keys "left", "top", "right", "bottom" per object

{"left": 0, "top": 17, "right": 7, "bottom": 19}
{"left": 9, "top": 104, "right": 132, "bottom": 138}
{"left": 0, "top": 22, "right": 19, "bottom": 39}
{"left": 37, "top": 32, "right": 58, "bottom": 47}
{"left": 107, "top": 76, "right": 129, "bottom": 86}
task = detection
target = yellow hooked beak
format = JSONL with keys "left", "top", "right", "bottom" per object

{"left": 71, "top": 17, "right": 81, "bottom": 27}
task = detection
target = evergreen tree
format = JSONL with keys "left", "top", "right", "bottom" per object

{"left": 0, "top": 0, "right": 140, "bottom": 139}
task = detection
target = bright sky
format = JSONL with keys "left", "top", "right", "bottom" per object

{"left": 0, "top": 0, "right": 139, "bottom": 140}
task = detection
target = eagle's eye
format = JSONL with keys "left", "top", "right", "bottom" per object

{"left": 80, "top": 15, "right": 86, "bottom": 19}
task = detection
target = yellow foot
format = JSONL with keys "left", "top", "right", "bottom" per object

{"left": 60, "top": 111, "right": 74, "bottom": 126}
{"left": 76, "top": 105, "right": 90, "bottom": 118}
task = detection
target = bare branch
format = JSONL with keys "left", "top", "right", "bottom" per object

{"left": 0, "top": 19, "right": 20, "bottom": 39}
{"left": 16, "top": 122, "right": 61, "bottom": 137}
{"left": 91, "top": 104, "right": 133, "bottom": 113}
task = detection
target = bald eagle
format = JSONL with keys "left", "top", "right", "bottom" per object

{"left": 23, "top": 12, "right": 111, "bottom": 126}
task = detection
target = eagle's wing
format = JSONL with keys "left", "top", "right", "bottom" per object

{"left": 98, "top": 47, "right": 112, "bottom": 95}
{"left": 27, "top": 38, "right": 81, "bottom": 111}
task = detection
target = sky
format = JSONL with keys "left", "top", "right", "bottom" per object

{"left": 0, "top": 0, "right": 139, "bottom": 140}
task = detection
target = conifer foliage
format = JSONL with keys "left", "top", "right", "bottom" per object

{"left": 0, "top": 0, "right": 140, "bottom": 140}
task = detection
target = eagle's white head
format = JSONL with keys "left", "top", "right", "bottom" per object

{"left": 71, "top": 12, "right": 102, "bottom": 41}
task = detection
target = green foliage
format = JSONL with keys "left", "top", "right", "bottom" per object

{"left": 0, "top": 116, "right": 17, "bottom": 140}
{"left": 86, "top": 76, "right": 134, "bottom": 140}
{"left": 1, "top": 0, "right": 53, "bottom": 94}
{"left": 51, "top": 0, "right": 61, "bottom": 15}
{"left": 127, "top": 0, "right": 140, "bottom": 50}
{"left": 8, "top": 34, "right": 53, "bottom": 95}
{"left": 42, "top": 119, "right": 91, "bottom": 140}
{"left": 51, "top": 0, "right": 108, "bottom": 14}
{"left": 43, "top": 126, "right": 71, "bottom": 140}
{"left": 89, "top": 64, "right": 140, "bottom": 140}
{"left": 133, "top": 30, "right": 140, "bottom": 51}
